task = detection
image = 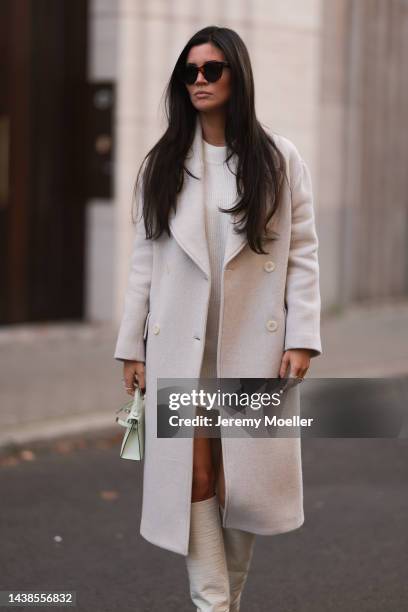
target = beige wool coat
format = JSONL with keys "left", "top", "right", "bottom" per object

{"left": 113, "top": 116, "right": 322, "bottom": 556}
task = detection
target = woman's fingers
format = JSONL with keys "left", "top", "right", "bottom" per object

{"left": 135, "top": 364, "right": 146, "bottom": 392}
{"left": 123, "top": 361, "right": 146, "bottom": 395}
{"left": 279, "top": 350, "right": 310, "bottom": 380}
{"left": 123, "top": 369, "right": 137, "bottom": 396}
{"left": 279, "top": 352, "right": 290, "bottom": 378}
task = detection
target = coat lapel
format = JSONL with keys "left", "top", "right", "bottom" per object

{"left": 168, "top": 117, "right": 247, "bottom": 279}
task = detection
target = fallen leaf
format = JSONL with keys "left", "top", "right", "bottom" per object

{"left": 100, "top": 490, "right": 119, "bottom": 501}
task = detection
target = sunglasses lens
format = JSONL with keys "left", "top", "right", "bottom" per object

{"left": 204, "top": 62, "right": 223, "bottom": 82}
{"left": 181, "top": 66, "right": 198, "bottom": 85}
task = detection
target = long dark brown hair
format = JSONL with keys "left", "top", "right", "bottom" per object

{"left": 132, "top": 25, "right": 287, "bottom": 255}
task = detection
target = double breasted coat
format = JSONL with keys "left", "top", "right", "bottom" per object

{"left": 113, "top": 116, "right": 322, "bottom": 556}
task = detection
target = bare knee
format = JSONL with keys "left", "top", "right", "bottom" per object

{"left": 191, "top": 468, "right": 216, "bottom": 502}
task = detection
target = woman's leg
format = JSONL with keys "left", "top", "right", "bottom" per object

{"left": 191, "top": 437, "right": 217, "bottom": 502}
{"left": 185, "top": 436, "right": 230, "bottom": 611}
{"left": 214, "top": 439, "right": 256, "bottom": 612}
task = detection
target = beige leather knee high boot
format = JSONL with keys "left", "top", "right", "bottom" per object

{"left": 185, "top": 495, "right": 231, "bottom": 612}
{"left": 219, "top": 505, "right": 256, "bottom": 612}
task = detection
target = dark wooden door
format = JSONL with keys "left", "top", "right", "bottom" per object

{"left": 0, "top": 0, "right": 88, "bottom": 324}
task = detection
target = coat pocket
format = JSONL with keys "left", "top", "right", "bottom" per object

{"left": 143, "top": 311, "right": 151, "bottom": 340}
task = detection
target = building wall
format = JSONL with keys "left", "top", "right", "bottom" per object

{"left": 85, "top": 0, "right": 120, "bottom": 321}
{"left": 319, "top": 0, "right": 408, "bottom": 310}
{"left": 85, "top": 0, "right": 408, "bottom": 322}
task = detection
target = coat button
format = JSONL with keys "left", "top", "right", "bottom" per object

{"left": 153, "top": 324, "right": 160, "bottom": 335}
{"left": 264, "top": 260, "right": 276, "bottom": 272}
{"left": 266, "top": 319, "right": 278, "bottom": 332}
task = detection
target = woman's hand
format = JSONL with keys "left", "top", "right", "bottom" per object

{"left": 279, "top": 349, "right": 313, "bottom": 380}
{"left": 123, "top": 360, "right": 146, "bottom": 395}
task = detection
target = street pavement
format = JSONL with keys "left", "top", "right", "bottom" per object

{"left": 0, "top": 435, "right": 407, "bottom": 611}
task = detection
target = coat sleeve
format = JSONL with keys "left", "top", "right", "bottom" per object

{"left": 283, "top": 153, "right": 322, "bottom": 358}
{"left": 113, "top": 179, "right": 153, "bottom": 363}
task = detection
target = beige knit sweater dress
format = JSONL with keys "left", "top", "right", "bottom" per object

{"left": 199, "top": 139, "right": 238, "bottom": 380}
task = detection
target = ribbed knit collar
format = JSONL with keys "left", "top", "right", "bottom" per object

{"left": 203, "top": 139, "right": 227, "bottom": 165}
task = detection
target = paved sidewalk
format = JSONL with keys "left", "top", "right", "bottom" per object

{"left": 312, "top": 297, "right": 408, "bottom": 378}
{"left": 1, "top": 297, "right": 408, "bottom": 449}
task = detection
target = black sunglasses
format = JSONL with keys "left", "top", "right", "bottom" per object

{"left": 178, "top": 61, "right": 230, "bottom": 85}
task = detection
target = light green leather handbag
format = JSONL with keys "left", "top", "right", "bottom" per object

{"left": 115, "top": 386, "right": 145, "bottom": 460}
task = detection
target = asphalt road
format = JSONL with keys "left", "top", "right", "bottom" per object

{"left": 0, "top": 435, "right": 407, "bottom": 612}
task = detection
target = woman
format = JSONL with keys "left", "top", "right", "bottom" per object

{"left": 114, "top": 25, "right": 322, "bottom": 611}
